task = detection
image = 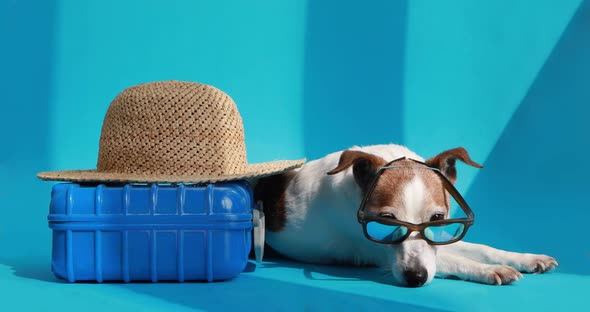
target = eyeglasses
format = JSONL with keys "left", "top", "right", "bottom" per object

{"left": 357, "top": 157, "right": 474, "bottom": 245}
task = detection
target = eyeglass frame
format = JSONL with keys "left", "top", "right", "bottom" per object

{"left": 357, "top": 157, "right": 475, "bottom": 245}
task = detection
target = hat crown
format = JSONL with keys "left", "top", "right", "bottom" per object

{"left": 97, "top": 81, "right": 248, "bottom": 177}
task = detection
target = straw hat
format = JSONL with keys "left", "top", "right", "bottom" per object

{"left": 37, "top": 81, "right": 305, "bottom": 183}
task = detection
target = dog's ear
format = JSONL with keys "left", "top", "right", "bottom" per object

{"left": 425, "top": 147, "right": 483, "bottom": 184}
{"left": 327, "top": 150, "right": 387, "bottom": 191}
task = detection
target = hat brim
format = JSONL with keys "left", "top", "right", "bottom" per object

{"left": 37, "top": 159, "right": 306, "bottom": 183}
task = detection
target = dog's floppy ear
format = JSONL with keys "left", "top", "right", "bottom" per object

{"left": 425, "top": 147, "right": 483, "bottom": 184}
{"left": 327, "top": 150, "right": 387, "bottom": 191}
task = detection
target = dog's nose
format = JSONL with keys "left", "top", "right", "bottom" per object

{"left": 403, "top": 267, "right": 428, "bottom": 287}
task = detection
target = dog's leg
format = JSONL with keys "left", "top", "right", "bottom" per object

{"left": 438, "top": 241, "right": 558, "bottom": 274}
{"left": 436, "top": 252, "right": 523, "bottom": 285}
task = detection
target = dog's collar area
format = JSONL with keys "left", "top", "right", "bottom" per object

{"left": 357, "top": 157, "right": 475, "bottom": 246}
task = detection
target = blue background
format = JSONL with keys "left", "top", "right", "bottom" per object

{"left": 1, "top": 0, "right": 589, "bottom": 310}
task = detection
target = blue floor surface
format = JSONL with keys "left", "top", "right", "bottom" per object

{"left": 1, "top": 259, "right": 587, "bottom": 311}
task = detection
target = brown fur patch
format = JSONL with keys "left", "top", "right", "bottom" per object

{"left": 254, "top": 171, "right": 296, "bottom": 232}
{"left": 425, "top": 147, "right": 483, "bottom": 184}
{"left": 366, "top": 160, "right": 451, "bottom": 220}
{"left": 327, "top": 150, "right": 387, "bottom": 176}
{"left": 327, "top": 150, "right": 387, "bottom": 193}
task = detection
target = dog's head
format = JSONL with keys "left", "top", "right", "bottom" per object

{"left": 327, "top": 147, "right": 482, "bottom": 287}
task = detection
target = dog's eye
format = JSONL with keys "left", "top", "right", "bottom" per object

{"left": 430, "top": 213, "right": 445, "bottom": 221}
{"left": 380, "top": 213, "right": 396, "bottom": 219}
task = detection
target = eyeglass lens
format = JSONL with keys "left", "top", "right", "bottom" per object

{"left": 366, "top": 221, "right": 465, "bottom": 243}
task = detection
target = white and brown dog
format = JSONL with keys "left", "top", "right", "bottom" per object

{"left": 254, "top": 144, "right": 558, "bottom": 287}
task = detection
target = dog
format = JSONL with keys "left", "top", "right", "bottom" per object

{"left": 254, "top": 144, "right": 558, "bottom": 287}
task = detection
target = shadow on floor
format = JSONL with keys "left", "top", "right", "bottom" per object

{"left": 119, "top": 263, "right": 444, "bottom": 312}
{"left": 0, "top": 258, "right": 62, "bottom": 283}
{"left": 258, "top": 259, "right": 392, "bottom": 285}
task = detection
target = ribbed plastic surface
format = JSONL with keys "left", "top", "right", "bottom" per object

{"left": 48, "top": 182, "right": 253, "bottom": 282}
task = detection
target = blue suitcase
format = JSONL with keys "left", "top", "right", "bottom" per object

{"left": 48, "top": 182, "right": 253, "bottom": 282}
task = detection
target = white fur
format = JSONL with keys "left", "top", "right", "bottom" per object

{"left": 402, "top": 176, "right": 425, "bottom": 224}
{"left": 262, "top": 144, "right": 558, "bottom": 286}
{"left": 266, "top": 144, "right": 421, "bottom": 266}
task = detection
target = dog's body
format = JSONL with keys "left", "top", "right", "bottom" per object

{"left": 254, "top": 144, "right": 557, "bottom": 287}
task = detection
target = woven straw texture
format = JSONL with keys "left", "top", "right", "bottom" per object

{"left": 37, "top": 81, "right": 305, "bottom": 183}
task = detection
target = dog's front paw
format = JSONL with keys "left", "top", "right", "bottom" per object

{"left": 479, "top": 265, "right": 523, "bottom": 285}
{"left": 513, "top": 254, "right": 559, "bottom": 274}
